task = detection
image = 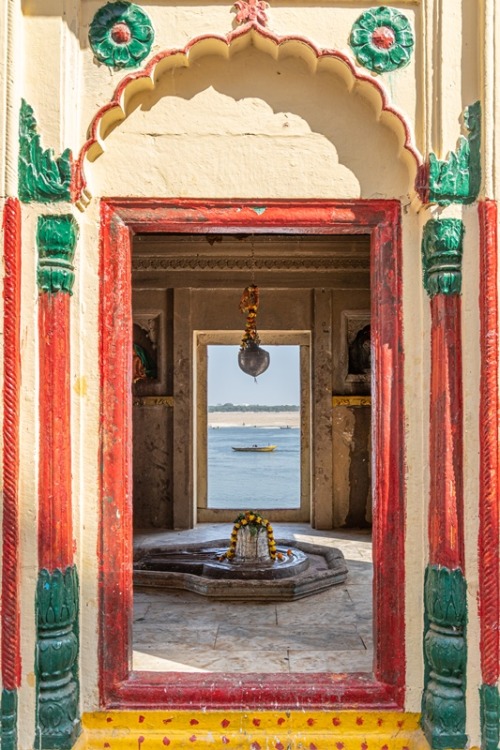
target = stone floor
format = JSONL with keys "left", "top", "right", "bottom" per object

{"left": 133, "top": 524, "right": 373, "bottom": 674}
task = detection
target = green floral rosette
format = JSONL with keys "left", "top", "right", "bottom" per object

{"left": 89, "top": 1, "right": 154, "bottom": 70}
{"left": 349, "top": 6, "right": 414, "bottom": 74}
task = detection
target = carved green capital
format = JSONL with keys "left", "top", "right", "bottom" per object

{"left": 1, "top": 689, "right": 18, "bottom": 750}
{"left": 18, "top": 100, "right": 72, "bottom": 203}
{"left": 424, "top": 565, "right": 467, "bottom": 627}
{"left": 36, "top": 215, "right": 79, "bottom": 294}
{"left": 422, "top": 565, "right": 467, "bottom": 750}
{"left": 35, "top": 566, "right": 80, "bottom": 749}
{"left": 422, "top": 219, "right": 465, "bottom": 297}
{"left": 480, "top": 684, "right": 500, "bottom": 750}
{"left": 420, "top": 102, "right": 481, "bottom": 206}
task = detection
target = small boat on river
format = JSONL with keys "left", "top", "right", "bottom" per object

{"left": 231, "top": 445, "right": 277, "bottom": 453}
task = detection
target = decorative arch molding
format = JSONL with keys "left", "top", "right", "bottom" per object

{"left": 74, "top": 22, "right": 422, "bottom": 208}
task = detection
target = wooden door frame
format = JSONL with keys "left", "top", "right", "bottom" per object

{"left": 99, "top": 198, "right": 405, "bottom": 709}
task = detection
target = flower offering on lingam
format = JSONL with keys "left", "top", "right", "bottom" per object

{"left": 219, "top": 511, "right": 293, "bottom": 563}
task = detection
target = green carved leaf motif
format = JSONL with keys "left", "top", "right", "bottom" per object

{"left": 18, "top": 100, "right": 72, "bottom": 203}
{"left": 1, "top": 689, "right": 18, "bottom": 750}
{"left": 37, "top": 566, "right": 79, "bottom": 628}
{"left": 35, "top": 565, "right": 81, "bottom": 749}
{"left": 426, "top": 101, "right": 481, "bottom": 205}
{"left": 480, "top": 684, "right": 500, "bottom": 750}
{"left": 36, "top": 215, "right": 79, "bottom": 295}
{"left": 422, "top": 565, "right": 467, "bottom": 750}
{"left": 422, "top": 219, "right": 465, "bottom": 297}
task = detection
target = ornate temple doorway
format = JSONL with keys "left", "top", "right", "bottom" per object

{"left": 100, "top": 199, "right": 405, "bottom": 708}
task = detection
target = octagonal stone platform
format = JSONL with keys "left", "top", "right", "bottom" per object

{"left": 133, "top": 539, "right": 348, "bottom": 601}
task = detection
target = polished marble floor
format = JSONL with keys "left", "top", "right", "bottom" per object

{"left": 133, "top": 524, "right": 373, "bottom": 674}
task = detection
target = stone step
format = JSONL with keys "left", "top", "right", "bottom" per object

{"left": 78, "top": 710, "right": 429, "bottom": 750}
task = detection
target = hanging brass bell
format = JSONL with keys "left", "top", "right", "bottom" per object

{"left": 238, "top": 341, "right": 270, "bottom": 378}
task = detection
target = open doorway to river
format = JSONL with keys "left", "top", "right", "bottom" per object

{"left": 130, "top": 229, "right": 374, "bottom": 675}
{"left": 207, "top": 344, "right": 301, "bottom": 511}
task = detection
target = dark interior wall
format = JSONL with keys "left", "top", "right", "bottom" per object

{"left": 189, "top": 287, "right": 314, "bottom": 330}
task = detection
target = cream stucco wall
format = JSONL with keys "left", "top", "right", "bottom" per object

{"left": 0, "top": 0, "right": 497, "bottom": 746}
{"left": 90, "top": 48, "right": 412, "bottom": 200}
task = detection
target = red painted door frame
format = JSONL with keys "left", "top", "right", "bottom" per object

{"left": 99, "top": 198, "right": 405, "bottom": 709}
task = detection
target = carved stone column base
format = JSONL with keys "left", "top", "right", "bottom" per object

{"left": 480, "top": 684, "right": 500, "bottom": 750}
{"left": 35, "top": 566, "right": 81, "bottom": 750}
{"left": 421, "top": 565, "right": 467, "bottom": 750}
{"left": 1, "top": 689, "right": 18, "bottom": 750}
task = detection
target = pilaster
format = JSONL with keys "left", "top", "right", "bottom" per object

{"left": 478, "top": 200, "right": 500, "bottom": 750}
{"left": 35, "top": 213, "right": 81, "bottom": 748}
{"left": 421, "top": 217, "right": 467, "bottom": 749}
{"left": 1, "top": 197, "right": 22, "bottom": 750}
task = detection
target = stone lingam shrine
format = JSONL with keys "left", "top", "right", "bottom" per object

{"left": 0, "top": 0, "right": 500, "bottom": 749}
{"left": 134, "top": 511, "right": 348, "bottom": 599}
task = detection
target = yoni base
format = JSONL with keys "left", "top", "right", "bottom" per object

{"left": 134, "top": 539, "right": 348, "bottom": 601}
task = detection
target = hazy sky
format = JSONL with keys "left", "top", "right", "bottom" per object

{"left": 208, "top": 345, "right": 300, "bottom": 406}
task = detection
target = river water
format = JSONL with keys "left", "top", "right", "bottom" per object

{"left": 207, "top": 426, "right": 301, "bottom": 509}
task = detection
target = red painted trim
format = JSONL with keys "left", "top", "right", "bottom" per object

{"left": 371, "top": 215, "right": 405, "bottom": 687}
{"left": 99, "top": 199, "right": 406, "bottom": 710}
{"left": 99, "top": 202, "right": 134, "bottom": 687}
{"left": 73, "top": 25, "right": 422, "bottom": 202}
{"left": 478, "top": 200, "right": 500, "bottom": 685}
{"left": 428, "top": 294, "right": 464, "bottom": 570}
{"left": 38, "top": 293, "right": 73, "bottom": 571}
{"left": 2, "top": 198, "right": 22, "bottom": 689}
{"left": 107, "top": 673, "right": 401, "bottom": 709}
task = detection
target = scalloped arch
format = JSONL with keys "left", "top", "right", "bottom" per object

{"left": 74, "top": 22, "right": 422, "bottom": 208}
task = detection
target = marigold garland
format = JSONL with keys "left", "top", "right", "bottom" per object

{"left": 239, "top": 284, "right": 261, "bottom": 349}
{"left": 220, "top": 510, "right": 284, "bottom": 561}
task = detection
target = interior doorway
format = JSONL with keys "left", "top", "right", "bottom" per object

{"left": 100, "top": 200, "right": 405, "bottom": 708}
{"left": 206, "top": 344, "right": 302, "bottom": 510}
{"left": 132, "top": 249, "right": 373, "bottom": 675}
{"left": 196, "top": 333, "right": 311, "bottom": 523}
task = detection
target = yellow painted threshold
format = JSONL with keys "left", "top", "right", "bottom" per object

{"left": 78, "top": 710, "right": 430, "bottom": 750}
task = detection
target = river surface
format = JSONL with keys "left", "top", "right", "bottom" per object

{"left": 207, "top": 426, "right": 300, "bottom": 509}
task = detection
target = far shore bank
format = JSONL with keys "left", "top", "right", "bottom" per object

{"left": 207, "top": 411, "right": 299, "bottom": 428}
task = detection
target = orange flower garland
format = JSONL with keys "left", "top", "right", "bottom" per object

{"left": 239, "top": 284, "right": 261, "bottom": 349}
{"left": 220, "top": 511, "right": 284, "bottom": 561}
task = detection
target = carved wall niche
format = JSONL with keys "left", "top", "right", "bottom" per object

{"left": 133, "top": 318, "right": 158, "bottom": 379}
{"left": 132, "top": 312, "right": 163, "bottom": 397}
{"left": 132, "top": 298, "right": 173, "bottom": 529}
{"left": 341, "top": 310, "right": 371, "bottom": 393}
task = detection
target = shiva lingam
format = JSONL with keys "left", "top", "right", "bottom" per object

{"left": 220, "top": 511, "right": 289, "bottom": 563}
{"left": 133, "top": 511, "right": 349, "bottom": 601}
